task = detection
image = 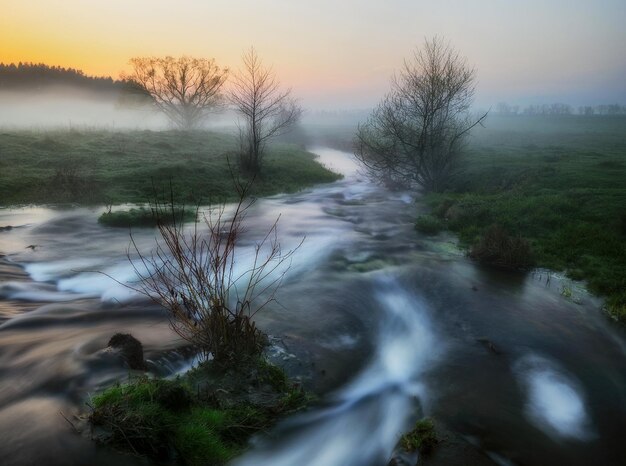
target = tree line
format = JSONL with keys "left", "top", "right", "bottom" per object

{"left": 0, "top": 62, "right": 128, "bottom": 93}
{"left": 495, "top": 101, "right": 626, "bottom": 116}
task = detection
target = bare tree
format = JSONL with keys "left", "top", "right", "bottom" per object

{"left": 124, "top": 181, "right": 301, "bottom": 365}
{"left": 355, "top": 37, "right": 487, "bottom": 192}
{"left": 123, "top": 56, "right": 228, "bottom": 129}
{"left": 230, "top": 48, "right": 302, "bottom": 173}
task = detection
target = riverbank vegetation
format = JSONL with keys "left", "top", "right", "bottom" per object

{"left": 97, "top": 206, "right": 196, "bottom": 228}
{"left": 0, "top": 129, "right": 341, "bottom": 206}
{"left": 89, "top": 181, "right": 310, "bottom": 464}
{"left": 420, "top": 116, "right": 626, "bottom": 322}
{"left": 90, "top": 358, "right": 310, "bottom": 465}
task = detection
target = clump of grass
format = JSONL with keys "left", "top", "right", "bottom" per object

{"left": 90, "top": 378, "right": 187, "bottom": 460}
{"left": 606, "top": 294, "right": 626, "bottom": 323}
{"left": 470, "top": 224, "right": 534, "bottom": 270}
{"left": 90, "top": 358, "right": 310, "bottom": 465}
{"left": 415, "top": 215, "right": 444, "bottom": 235}
{"left": 400, "top": 418, "right": 438, "bottom": 456}
{"left": 98, "top": 206, "right": 195, "bottom": 228}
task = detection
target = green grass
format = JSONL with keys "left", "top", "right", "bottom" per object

{"left": 98, "top": 206, "right": 196, "bottom": 228}
{"left": 400, "top": 418, "right": 438, "bottom": 455}
{"left": 415, "top": 214, "right": 444, "bottom": 235}
{"left": 0, "top": 129, "right": 341, "bottom": 206}
{"left": 424, "top": 116, "right": 626, "bottom": 322}
{"left": 90, "top": 359, "right": 310, "bottom": 465}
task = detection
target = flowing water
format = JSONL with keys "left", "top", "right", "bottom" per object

{"left": 0, "top": 147, "right": 625, "bottom": 466}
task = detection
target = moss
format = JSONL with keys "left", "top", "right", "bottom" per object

{"left": 257, "top": 358, "right": 290, "bottom": 391}
{"left": 400, "top": 418, "right": 438, "bottom": 456}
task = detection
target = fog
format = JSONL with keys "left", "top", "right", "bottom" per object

{"left": 0, "top": 88, "right": 255, "bottom": 130}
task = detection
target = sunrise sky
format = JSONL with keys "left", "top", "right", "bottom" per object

{"left": 2, "top": 0, "right": 625, "bottom": 109}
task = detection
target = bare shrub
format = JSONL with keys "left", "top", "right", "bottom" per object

{"left": 127, "top": 181, "right": 300, "bottom": 366}
{"left": 46, "top": 158, "right": 100, "bottom": 201}
{"left": 470, "top": 224, "right": 534, "bottom": 270}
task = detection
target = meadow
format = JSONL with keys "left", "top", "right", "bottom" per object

{"left": 0, "top": 129, "right": 341, "bottom": 206}
{"left": 421, "top": 116, "right": 626, "bottom": 321}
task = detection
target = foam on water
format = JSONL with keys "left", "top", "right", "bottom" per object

{"left": 233, "top": 276, "right": 443, "bottom": 466}
{"left": 515, "top": 354, "right": 593, "bottom": 441}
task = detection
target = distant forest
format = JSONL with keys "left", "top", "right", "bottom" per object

{"left": 495, "top": 101, "right": 626, "bottom": 116}
{"left": 0, "top": 62, "right": 128, "bottom": 93}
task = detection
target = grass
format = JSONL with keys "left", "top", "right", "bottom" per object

{"left": 90, "top": 358, "right": 311, "bottom": 465}
{"left": 423, "top": 116, "right": 626, "bottom": 322}
{"left": 415, "top": 214, "right": 444, "bottom": 235}
{"left": 400, "top": 418, "right": 438, "bottom": 455}
{"left": 98, "top": 206, "right": 196, "bottom": 228}
{"left": 0, "top": 129, "right": 341, "bottom": 206}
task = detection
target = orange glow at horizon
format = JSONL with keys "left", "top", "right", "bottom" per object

{"left": 1, "top": 0, "right": 624, "bottom": 108}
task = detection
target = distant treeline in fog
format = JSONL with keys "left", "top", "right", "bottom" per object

{"left": 0, "top": 62, "right": 127, "bottom": 94}
{"left": 496, "top": 102, "right": 626, "bottom": 116}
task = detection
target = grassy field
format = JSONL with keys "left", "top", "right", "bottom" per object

{"left": 0, "top": 129, "right": 341, "bottom": 206}
{"left": 422, "top": 116, "right": 626, "bottom": 322}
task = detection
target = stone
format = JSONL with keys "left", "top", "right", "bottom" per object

{"left": 108, "top": 333, "right": 146, "bottom": 370}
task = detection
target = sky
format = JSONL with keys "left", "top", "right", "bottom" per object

{"left": 1, "top": 0, "right": 625, "bottom": 110}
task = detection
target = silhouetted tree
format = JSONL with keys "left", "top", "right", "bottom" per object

{"left": 355, "top": 37, "right": 487, "bottom": 192}
{"left": 122, "top": 56, "right": 228, "bottom": 129}
{"left": 229, "top": 48, "right": 302, "bottom": 173}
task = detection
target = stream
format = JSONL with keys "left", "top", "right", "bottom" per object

{"left": 0, "top": 147, "right": 625, "bottom": 465}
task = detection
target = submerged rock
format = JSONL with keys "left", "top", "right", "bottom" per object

{"left": 107, "top": 333, "right": 146, "bottom": 370}
{"left": 476, "top": 338, "right": 503, "bottom": 356}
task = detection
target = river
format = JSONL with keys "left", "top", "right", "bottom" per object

{"left": 0, "top": 147, "right": 625, "bottom": 465}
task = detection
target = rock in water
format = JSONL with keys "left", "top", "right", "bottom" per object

{"left": 108, "top": 333, "right": 146, "bottom": 370}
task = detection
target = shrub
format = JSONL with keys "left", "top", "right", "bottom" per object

{"left": 44, "top": 159, "right": 100, "bottom": 202}
{"left": 125, "top": 181, "right": 300, "bottom": 367}
{"left": 415, "top": 215, "right": 444, "bottom": 235}
{"left": 470, "top": 224, "right": 534, "bottom": 269}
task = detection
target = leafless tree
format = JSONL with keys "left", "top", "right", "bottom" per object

{"left": 355, "top": 37, "right": 487, "bottom": 192}
{"left": 124, "top": 180, "right": 301, "bottom": 365}
{"left": 230, "top": 48, "right": 302, "bottom": 173}
{"left": 123, "top": 56, "right": 228, "bottom": 129}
